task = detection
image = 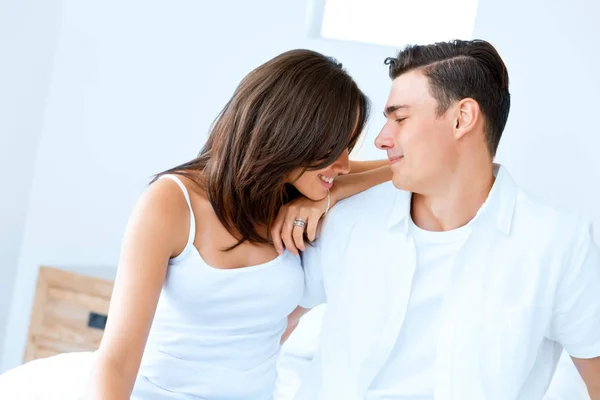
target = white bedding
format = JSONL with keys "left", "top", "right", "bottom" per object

{"left": 0, "top": 351, "right": 94, "bottom": 399}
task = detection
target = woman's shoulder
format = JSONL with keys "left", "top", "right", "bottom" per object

{"left": 149, "top": 173, "right": 209, "bottom": 208}
{"left": 132, "top": 175, "right": 195, "bottom": 236}
{"left": 145, "top": 173, "right": 216, "bottom": 234}
{"left": 146, "top": 175, "right": 192, "bottom": 209}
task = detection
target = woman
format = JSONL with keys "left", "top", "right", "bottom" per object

{"left": 83, "top": 49, "right": 390, "bottom": 399}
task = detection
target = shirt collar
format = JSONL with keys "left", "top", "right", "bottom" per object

{"left": 387, "top": 164, "right": 517, "bottom": 236}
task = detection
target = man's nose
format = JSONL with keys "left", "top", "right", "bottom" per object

{"left": 375, "top": 125, "right": 394, "bottom": 150}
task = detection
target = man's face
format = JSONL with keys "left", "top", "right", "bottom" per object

{"left": 375, "top": 70, "right": 458, "bottom": 194}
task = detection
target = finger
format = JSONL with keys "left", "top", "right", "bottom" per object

{"left": 282, "top": 218, "right": 298, "bottom": 256}
{"left": 306, "top": 214, "right": 319, "bottom": 242}
{"left": 271, "top": 206, "right": 287, "bottom": 254}
{"left": 293, "top": 217, "right": 308, "bottom": 252}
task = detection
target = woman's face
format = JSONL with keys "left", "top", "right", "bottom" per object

{"left": 287, "top": 149, "right": 351, "bottom": 201}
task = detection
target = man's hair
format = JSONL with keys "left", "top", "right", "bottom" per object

{"left": 385, "top": 39, "right": 510, "bottom": 157}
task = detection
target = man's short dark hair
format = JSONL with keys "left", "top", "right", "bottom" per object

{"left": 385, "top": 39, "right": 510, "bottom": 157}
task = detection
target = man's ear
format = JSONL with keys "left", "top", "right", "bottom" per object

{"left": 454, "top": 98, "right": 480, "bottom": 140}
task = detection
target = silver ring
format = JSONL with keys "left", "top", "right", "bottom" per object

{"left": 293, "top": 218, "right": 307, "bottom": 228}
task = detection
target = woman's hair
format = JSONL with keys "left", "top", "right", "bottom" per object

{"left": 154, "top": 49, "right": 370, "bottom": 249}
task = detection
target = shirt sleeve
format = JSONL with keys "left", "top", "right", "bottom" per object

{"left": 298, "top": 203, "right": 351, "bottom": 309}
{"left": 547, "top": 221, "right": 600, "bottom": 359}
{"left": 298, "top": 241, "right": 326, "bottom": 309}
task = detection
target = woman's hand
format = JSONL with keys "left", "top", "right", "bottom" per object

{"left": 271, "top": 192, "right": 333, "bottom": 256}
{"left": 270, "top": 162, "right": 390, "bottom": 256}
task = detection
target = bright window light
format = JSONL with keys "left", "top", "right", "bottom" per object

{"left": 317, "top": 0, "right": 479, "bottom": 47}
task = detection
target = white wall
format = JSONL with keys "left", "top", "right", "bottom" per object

{"left": 0, "top": 0, "right": 62, "bottom": 354}
{"left": 475, "top": 0, "right": 600, "bottom": 227}
{"left": 0, "top": 0, "right": 394, "bottom": 372}
{"left": 2, "top": 0, "right": 600, "bottom": 373}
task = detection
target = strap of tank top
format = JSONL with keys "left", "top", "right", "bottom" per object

{"left": 158, "top": 174, "right": 196, "bottom": 250}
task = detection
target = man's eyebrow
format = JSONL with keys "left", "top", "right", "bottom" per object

{"left": 383, "top": 104, "right": 411, "bottom": 117}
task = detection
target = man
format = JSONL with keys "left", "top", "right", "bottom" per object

{"left": 295, "top": 39, "right": 600, "bottom": 399}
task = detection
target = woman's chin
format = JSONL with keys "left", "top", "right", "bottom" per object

{"left": 299, "top": 190, "right": 326, "bottom": 202}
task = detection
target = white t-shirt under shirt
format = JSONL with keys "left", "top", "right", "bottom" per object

{"left": 366, "top": 218, "right": 471, "bottom": 400}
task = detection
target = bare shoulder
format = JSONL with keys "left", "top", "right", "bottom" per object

{"left": 127, "top": 176, "right": 194, "bottom": 256}
{"left": 138, "top": 177, "right": 189, "bottom": 219}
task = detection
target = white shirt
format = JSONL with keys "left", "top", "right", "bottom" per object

{"left": 297, "top": 165, "right": 600, "bottom": 400}
{"left": 366, "top": 220, "right": 470, "bottom": 399}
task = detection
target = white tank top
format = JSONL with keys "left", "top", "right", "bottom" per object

{"left": 131, "top": 175, "right": 305, "bottom": 400}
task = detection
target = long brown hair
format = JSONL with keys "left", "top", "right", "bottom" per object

{"left": 155, "top": 49, "right": 370, "bottom": 249}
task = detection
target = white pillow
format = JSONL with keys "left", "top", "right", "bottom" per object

{"left": 0, "top": 351, "right": 94, "bottom": 400}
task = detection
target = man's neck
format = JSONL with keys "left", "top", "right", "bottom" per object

{"left": 411, "top": 161, "right": 495, "bottom": 232}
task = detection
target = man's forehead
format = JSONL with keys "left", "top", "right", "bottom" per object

{"left": 386, "top": 71, "right": 431, "bottom": 109}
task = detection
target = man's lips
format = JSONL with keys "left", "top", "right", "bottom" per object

{"left": 389, "top": 155, "right": 404, "bottom": 165}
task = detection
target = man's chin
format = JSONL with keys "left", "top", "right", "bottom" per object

{"left": 391, "top": 178, "right": 410, "bottom": 191}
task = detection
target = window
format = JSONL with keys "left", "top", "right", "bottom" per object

{"left": 308, "top": 0, "right": 479, "bottom": 47}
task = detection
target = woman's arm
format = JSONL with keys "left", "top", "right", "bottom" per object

{"left": 329, "top": 163, "right": 391, "bottom": 205}
{"left": 348, "top": 159, "right": 389, "bottom": 174}
{"left": 281, "top": 306, "right": 311, "bottom": 344}
{"left": 271, "top": 162, "right": 391, "bottom": 255}
{"left": 86, "top": 179, "right": 190, "bottom": 400}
